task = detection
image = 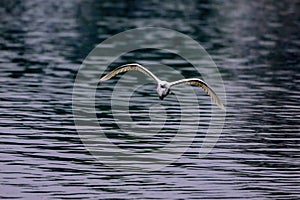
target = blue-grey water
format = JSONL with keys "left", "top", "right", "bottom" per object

{"left": 1, "top": 0, "right": 299, "bottom": 199}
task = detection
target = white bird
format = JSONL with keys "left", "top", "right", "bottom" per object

{"left": 100, "top": 63, "right": 225, "bottom": 110}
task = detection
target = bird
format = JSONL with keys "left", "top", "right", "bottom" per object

{"left": 100, "top": 63, "right": 225, "bottom": 110}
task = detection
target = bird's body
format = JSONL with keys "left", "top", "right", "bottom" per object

{"left": 100, "top": 63, "right": 225, "bottom": 110}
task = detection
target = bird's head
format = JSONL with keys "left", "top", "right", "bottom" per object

{"left": 157, "top": 81, "right": 170, "bottom": 100}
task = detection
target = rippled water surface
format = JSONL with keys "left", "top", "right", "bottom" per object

{"left": 1, "top": 0, "right": 299, "bottom": 199}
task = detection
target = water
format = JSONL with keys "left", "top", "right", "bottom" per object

{"left": 1, "top": 0, "right": 299, "bottom": 199}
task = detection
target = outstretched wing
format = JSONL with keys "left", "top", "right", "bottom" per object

{"left": 100, "top": 63, "right": 160, "bottom": 83}
{"left": 170, "top": 78, "right": 225, "bottom": 110}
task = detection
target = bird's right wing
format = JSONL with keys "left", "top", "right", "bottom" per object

{"left": 100, "top": 63, "right": 160, "bottom": 83}
{"left": 170, "top": 78, "right": 225, "bottom": 110}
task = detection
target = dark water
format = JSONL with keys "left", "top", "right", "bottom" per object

{"left": 1, "top": 0, "right": 299, "bottom": 199}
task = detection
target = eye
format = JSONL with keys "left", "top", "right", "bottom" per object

{"left": 160, "top": 85, "right": 165, "bottom": 88}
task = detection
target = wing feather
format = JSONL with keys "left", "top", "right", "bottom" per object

{"left": 100, "top": 63, "right": 160, "bottom": 83}
{"left": 170, "top": 78, "right": 225, "bottom": 110}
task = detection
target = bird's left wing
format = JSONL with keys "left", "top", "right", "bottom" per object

{"left": 100, "top": 63, "right": 160, "bottom": 83}
{"left": 170, "top": 78, "right": 225, "bottom": 110}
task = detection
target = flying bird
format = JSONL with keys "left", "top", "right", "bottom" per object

{"left": 100, "top": 63, "right": 225, "bottom": 110}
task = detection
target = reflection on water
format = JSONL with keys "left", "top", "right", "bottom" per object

{"left": 0, "top": 0, "right": 299, "bottom": 199}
